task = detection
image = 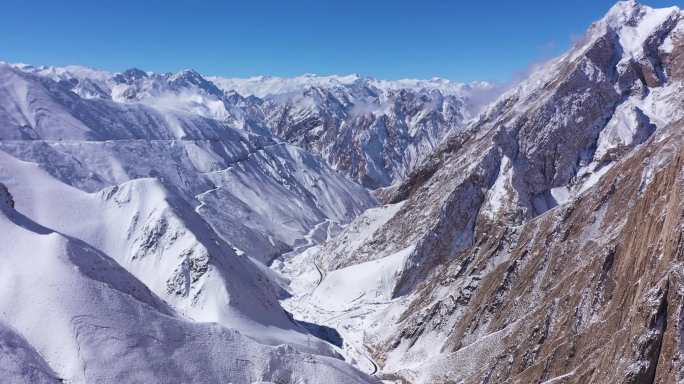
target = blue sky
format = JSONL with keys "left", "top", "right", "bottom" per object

{"left": 2, "top": 0, "right": 682, "bottom": 82}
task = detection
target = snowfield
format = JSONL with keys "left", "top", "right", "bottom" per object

{"left": 0, "top": 188, "right": 375, "bottom": 383}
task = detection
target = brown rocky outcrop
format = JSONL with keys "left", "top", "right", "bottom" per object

{"left": 388, "top": 122, "right": 683, "bottom": 383}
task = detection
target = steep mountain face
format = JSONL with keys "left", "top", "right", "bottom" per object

{"left": 281, "top": 1, "right": 684, "bottom": 382}
{"left": 240, "top": 77, "right": 498, "bottom": 188}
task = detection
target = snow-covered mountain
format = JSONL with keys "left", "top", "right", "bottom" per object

{"left": 0, "top": 61, "right": 379, "bottom": 382}
{"left": 208, "top": 73, "right": 493, "bottom": 98}
{"left": 0, "top": 181, "right": 376, "bottom": 383}
{"left": 0, "top": 62, "right": 375, "bottom": 259}
{"left": 4, "top": 1, "right": 684, "bottom": 383}
{"left": 2, "top": 48, "right": 495, "bottom": 382}
{"left": 275, "top": 1, "right": 684, "bottom": 383}
{"left": 212, "top": 74, "right": 501, "bottom": 188}
{"left": 12, "top": 63, "right": 500, "bottom": 188}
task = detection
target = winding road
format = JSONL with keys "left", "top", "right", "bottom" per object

{"left": 307, "top": 255, "right": 380, "bottom": 376}
{"left": 274, "top": 218, "right": 383, "bottom": 378}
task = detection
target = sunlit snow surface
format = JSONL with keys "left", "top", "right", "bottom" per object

{"left": 0, "top": 200, "right": 375, "bottom": 383}
{"left": 272, "top": 213, "right": 414, "bottom": 376}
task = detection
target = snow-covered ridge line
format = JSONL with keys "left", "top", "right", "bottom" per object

{"left": 7, "top": 61, "right": 498, "bottom": 98}
{"left": 209, "top": 73, "right": 499, "bottom": 98}
{"left": 4, "top": 60, "right": 501, "bottom": 187}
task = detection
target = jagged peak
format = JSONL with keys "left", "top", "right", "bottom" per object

{"left": 169, "top": 68, "right": 204, "bottom": 82}
{"left": 112, "top": 67, "right": 149, "bottom": 84}
{"left": 605, "top": 0, "right": 644, "bottom": 22}
{"left": 591, "top": 1, "right": 681, "bottom": 57}
{"left": 166, "top": 68, "right": 226, "bottom": 98}
{"left": 122, "top": 67, "right": 148, "bottom": 77}
{"left": 603, "top": 0, "right": 679, "bottom": 27}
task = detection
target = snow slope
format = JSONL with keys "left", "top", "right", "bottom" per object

{"left": 0, "top": 151, "right": 334, "bottom": 353}
{"left": 0, "top": 322, "right": 61, "bottom": 384}
{"left": 0, "top": 186, "right": 376, "bottom": 383}
{"left": 0, "top": 61, "right": 379, "bottom": 382}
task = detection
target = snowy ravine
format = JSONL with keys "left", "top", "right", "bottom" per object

{"left": 271, "top": 204, "right": 412, "bottom": 377}
{"left": 0, "top": 61, "right": 385, "bottom": 383}
{"left": 0, "top": 52, "right": 499, "bottom": 383}
{"left": 0, "top": 43, "right": 497, "bottom": 382}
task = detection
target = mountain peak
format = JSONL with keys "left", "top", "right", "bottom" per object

{"left": 113, "top": 67, "right": 149, "bottom": 84}
{"left": 604, "top": 0, "right": 649, "bottom": 27}
{"left": 597, "top": 0, "right": 681, "bottom": 57}
{"left": 168, "top": 68, "right": 224, "bottom": 96}
{"left": 602, "top": 0, "right": 679, "bottom": 27}
{"left": 169, "top": 68, "right": 210, "bottom": 85}
{"left": 607, "top": 0, "right": 641, "bottom": 15}
{"left": 172, "top": 68, "right": 202, "bottom": 79}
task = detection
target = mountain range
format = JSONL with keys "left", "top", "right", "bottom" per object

{"left": 1, "top": 1, "right": 683, "bottom": 383}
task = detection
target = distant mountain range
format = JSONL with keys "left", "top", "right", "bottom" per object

{"left": 10, "top": 63, "right": 500, "bottom": 188}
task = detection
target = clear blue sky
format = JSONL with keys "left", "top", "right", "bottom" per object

{"left": 2, "top": 0, "right": 682, "bottom": 82}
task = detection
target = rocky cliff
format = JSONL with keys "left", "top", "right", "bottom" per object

{"left": 302, "top": 2, "right": 684, "bottom": 382}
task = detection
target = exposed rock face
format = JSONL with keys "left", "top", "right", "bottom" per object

{"left": 309, "top": 1, "right": 684, "bottom": 382}
{"left": 257, "top": 83, "right": 488, "bottom": 188}
{"left": 328, "top": 0, "right": 683, "bottom": 288}
{"left": 0, "top": 183, "right": 13, "bottom": 209}
{"left": 385, "top": 123, "right": 683, "bottom": 383}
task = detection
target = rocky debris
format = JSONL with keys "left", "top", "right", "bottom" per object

{"left": 166, "top": 248, "right": 210, "bottom": 298}
{"left": 0, "top": 183, "right": 14, "bottom": 209}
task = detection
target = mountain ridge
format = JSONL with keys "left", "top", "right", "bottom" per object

{"left": 9, "top": 61, "right": 501, "bottom": 187}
